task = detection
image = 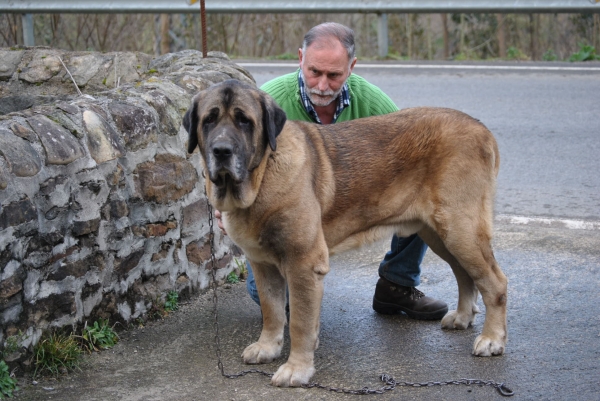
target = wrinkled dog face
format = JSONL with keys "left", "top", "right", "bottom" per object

{"left": 183, "top": 80, "right": 286, "bottom": 209}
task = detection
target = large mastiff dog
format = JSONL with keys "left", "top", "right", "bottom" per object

{"left": 184, "top": 80, "right": 508, "bottom": 387}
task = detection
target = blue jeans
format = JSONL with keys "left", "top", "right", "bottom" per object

{"left": 246, "top": 234, "right": 427, "bottom": 306}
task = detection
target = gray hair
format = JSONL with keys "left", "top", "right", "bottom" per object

{"left": 301, "top": 22, "right": 356, "bottom": 62}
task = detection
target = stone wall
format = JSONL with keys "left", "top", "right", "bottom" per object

{"left": 0, "top": 48, "right": 254, "bottom": 352}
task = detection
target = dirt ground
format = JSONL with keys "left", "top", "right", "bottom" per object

{"left": 11, "top": 221, "right": 600, "bottom": 401}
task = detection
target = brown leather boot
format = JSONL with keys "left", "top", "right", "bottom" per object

{"left": 372, "top": 277, "right": 448, "bottom": 320}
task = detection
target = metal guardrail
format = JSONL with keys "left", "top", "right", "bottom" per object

{"left": 2, "top": 0, "right": 600, "bottom": 14}
{"left": 2, "top": 1, "right": 599, "bottom": 55}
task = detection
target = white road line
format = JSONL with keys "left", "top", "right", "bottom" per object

{"left": 496, "top": 214, "right": 600, "bottom": 230}
{"left": 237, "top": 62, "right": 600, "bottom": 72}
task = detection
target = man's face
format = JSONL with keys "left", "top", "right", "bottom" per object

{"left": 299, "top": 39, "right": 357, "bottom": 107}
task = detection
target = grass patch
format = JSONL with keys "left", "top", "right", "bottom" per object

{"left": 33, "top": 332, "right": 82, "bottom": 378}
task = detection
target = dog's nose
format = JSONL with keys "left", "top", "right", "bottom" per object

{"left": 212, "top": 142, "right": 233, "bottom": 160}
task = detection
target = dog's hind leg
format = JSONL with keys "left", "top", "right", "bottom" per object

{"left": 418, "top": 227, "right": 480, "bottom": 330}
{"left": 242, "top": 261, "right": 287, "bottom": 364}
{"left": 426, "top": 216, "right": 508, "bottom": 356}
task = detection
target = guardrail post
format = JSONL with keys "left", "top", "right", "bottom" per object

{"left": 377, "top": 13, "right": 388, "bottom": 58}
{"left": 22, "top": 14, "right": 35, "bottom": 46}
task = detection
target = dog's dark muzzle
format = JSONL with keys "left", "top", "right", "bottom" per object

{"left": 207, "top": 140, "right": 245, "bottom": 188}
{"left": 211, "top": 140, "right": 234, "bottom": 162}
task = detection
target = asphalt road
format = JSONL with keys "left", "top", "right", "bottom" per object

{"left": 239, "top": 60, "right": 600, "bottom": 221}
{"left": 17, "top": 62, "right": 600, "bottom": 401}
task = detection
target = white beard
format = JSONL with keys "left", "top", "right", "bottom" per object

{"left": 304, "top": 82, "right": 343, "bottom": 107}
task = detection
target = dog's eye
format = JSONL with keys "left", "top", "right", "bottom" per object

{"left": 236, "top": 112, "right": 251, "bottom": 127}
{"left": 203, "top": 112, "right": 218, "bottom": 125}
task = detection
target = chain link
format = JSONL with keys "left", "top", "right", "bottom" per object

{"left": 203, "top": 176, "right": 513, "bottom": 397}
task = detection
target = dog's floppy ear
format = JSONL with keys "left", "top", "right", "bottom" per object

{"left": 260, "top": 94, "right": 287, "bottom": 152}
{"left": 183, "top": 98, "right": 199, "bottom": 154}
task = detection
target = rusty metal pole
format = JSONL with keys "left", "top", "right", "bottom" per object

{"left": 200, "top": 0, "right": 208, "bottom": 57}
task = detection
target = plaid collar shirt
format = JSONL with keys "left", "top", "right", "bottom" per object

{"left": 298, "top": 70, "right": 350, "bottom": 124}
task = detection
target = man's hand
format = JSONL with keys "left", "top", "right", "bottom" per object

{"left": 214, "top": 210, "right": 227, "bottom": 235}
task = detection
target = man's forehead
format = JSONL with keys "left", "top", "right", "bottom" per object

{"left": 304, "top": 41, "right": 349, "bottom": 71}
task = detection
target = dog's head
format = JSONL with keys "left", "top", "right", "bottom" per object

{"left": 183, "top": 79, "right": 287, "bottom": 210}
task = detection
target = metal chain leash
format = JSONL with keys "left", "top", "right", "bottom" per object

{"left": 203, "top": 180, "right": 514, "bottom": 397}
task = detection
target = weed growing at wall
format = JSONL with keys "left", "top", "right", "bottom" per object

{"left": 78, "top": 320, "right": 120, "bottom": 353}
{"left": 0, "top": 360, "right": 18, "bottom": 399}
{"left": 226, "top": 271, "right": 240, "bottom": 284}
{"left": 164, "top": 291, "right": 179, "bottom": 313}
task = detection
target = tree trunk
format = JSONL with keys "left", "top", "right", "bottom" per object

{"left": 529, "top": 14, "right": 538, "bottom": 60}
{"left": 442, "top": 13, "right": 449, "bottom": 59}
{"left": 459, "top": 14, "right": 465, "bottom": 56}
{"left": 427, "top": 15, "right": 432, "bottom": 60}
{"left": 406, "top": 14, "right": 412, "bottom": 59}
{"left": 160, "top": 14, "right": 170, "bottom": 55}
{"left": 497, "top": 14, "right": 506, "bottom": 58}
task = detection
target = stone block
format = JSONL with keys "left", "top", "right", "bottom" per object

{"left": 0, "top": 274, "right": 23, "bottom": 300}
{"left": 83, "top": 110, "right": 126, "bottom": 164}
{"left": 134, "top": 153, "right": 197, "bottom": 204}
{"left": 108, "top": 101, "right": 158, "bottom": 151}
{"left": 109, "top": 199, "right": 129, "bottom": 219}
{"left": 47, "top": 252, "right": 105, "bottom": 281}
{"left": 26, "top": 292, "right": 76, "bottom": 325}
{"left": 140, "top": 88, "right": 180, "bottom": 136}
{"left": 38, "top": 175, "right": 68, "bottom": 196}
{"left": 9, "top": 122, "right": 37, "bottom": 142}
{"left": 132, "top": 220, "right": 177, "bottom": 238}
{"left": 19, "top": 53, "right": 62, "bottom": 83}
{"left": 72, "top": 218, "right": 101, "bottom": 237}
{"left": 0, "top": 50, "right": 24, "bottom": 81}
{"left": 26, "top": 232, "right": 64, "bottom": 254}
{"left": 28, "top": 115, "right": 85, "bottom": 165}
{"left": 151, "top": 242, "right": 170, "bottom": 262}
{"left": 182, "top": 199, "right": 209, "bottom": 236}
{"left": 0, "top": 128, "right": 43, "bottom": 177}
{"left": 48, "top": 109, "right": 84, "bottom": 138}
{"left": 186, "top": 239, "right": 210, "bottom": 266}
{"left": 57, "top": 102, "right": 79, "bottom": 115}
{"left": 114, "top": 249, "right": 144, "bottom": 278}
{"left": 216, "top": 254, "right": 232, "bottom": 270}
{"left": 0, "top": 167, "right": 7, "bottom": 190}
{"left": 0, "top": 197, "right": 37, "bottom": 230}
{"left": 67, "top": 54, "right": 106, "bottom": 87}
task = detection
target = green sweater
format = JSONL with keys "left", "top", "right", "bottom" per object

{"left": 260, "top": 70, "right": 398, "bottom": 122}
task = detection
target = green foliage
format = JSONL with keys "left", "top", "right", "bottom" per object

{"left": 0, "top": 360, "right": 18, "bottom": 399}
{"left": 164, "top": 290, "right": 179, "bottom": 312}
{"left": 2, "top": 335, "right": 21, "bottom": 358}
{"left": 234, "top": 258, "right": 248, "bottom": 279}
{"left": 506, "top": 46, "right": 528, "bottom": 60}
{"left": 226, "top": 271, "right": 240, "bottom": 284}
{"left": 33, "top": 332, "right": 82, "bottom": 378}
{"left": 79, "top": 320, "right": 119, "bottom": 353}
{"left": 568, "top": 43, "right": 600, "bottom": 62}
{"left": 542, "top": 49, "right": 558, "bottom": 61}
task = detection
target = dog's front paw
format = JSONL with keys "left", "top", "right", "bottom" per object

{"left": 242, "top": 341, "right": 282, "bottom": 364}
{"left": 271, "top": 361, "right": 315, "bottom": 387}
{"left": 441, "top": 309, "right": 474, "bottom": 330}
{"left": 473, "top": 334, "right": 505, "bottom": 356}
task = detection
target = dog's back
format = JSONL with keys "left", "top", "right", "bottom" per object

{"left": 286, "top": 107, "right": 499, "bottom": 253}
